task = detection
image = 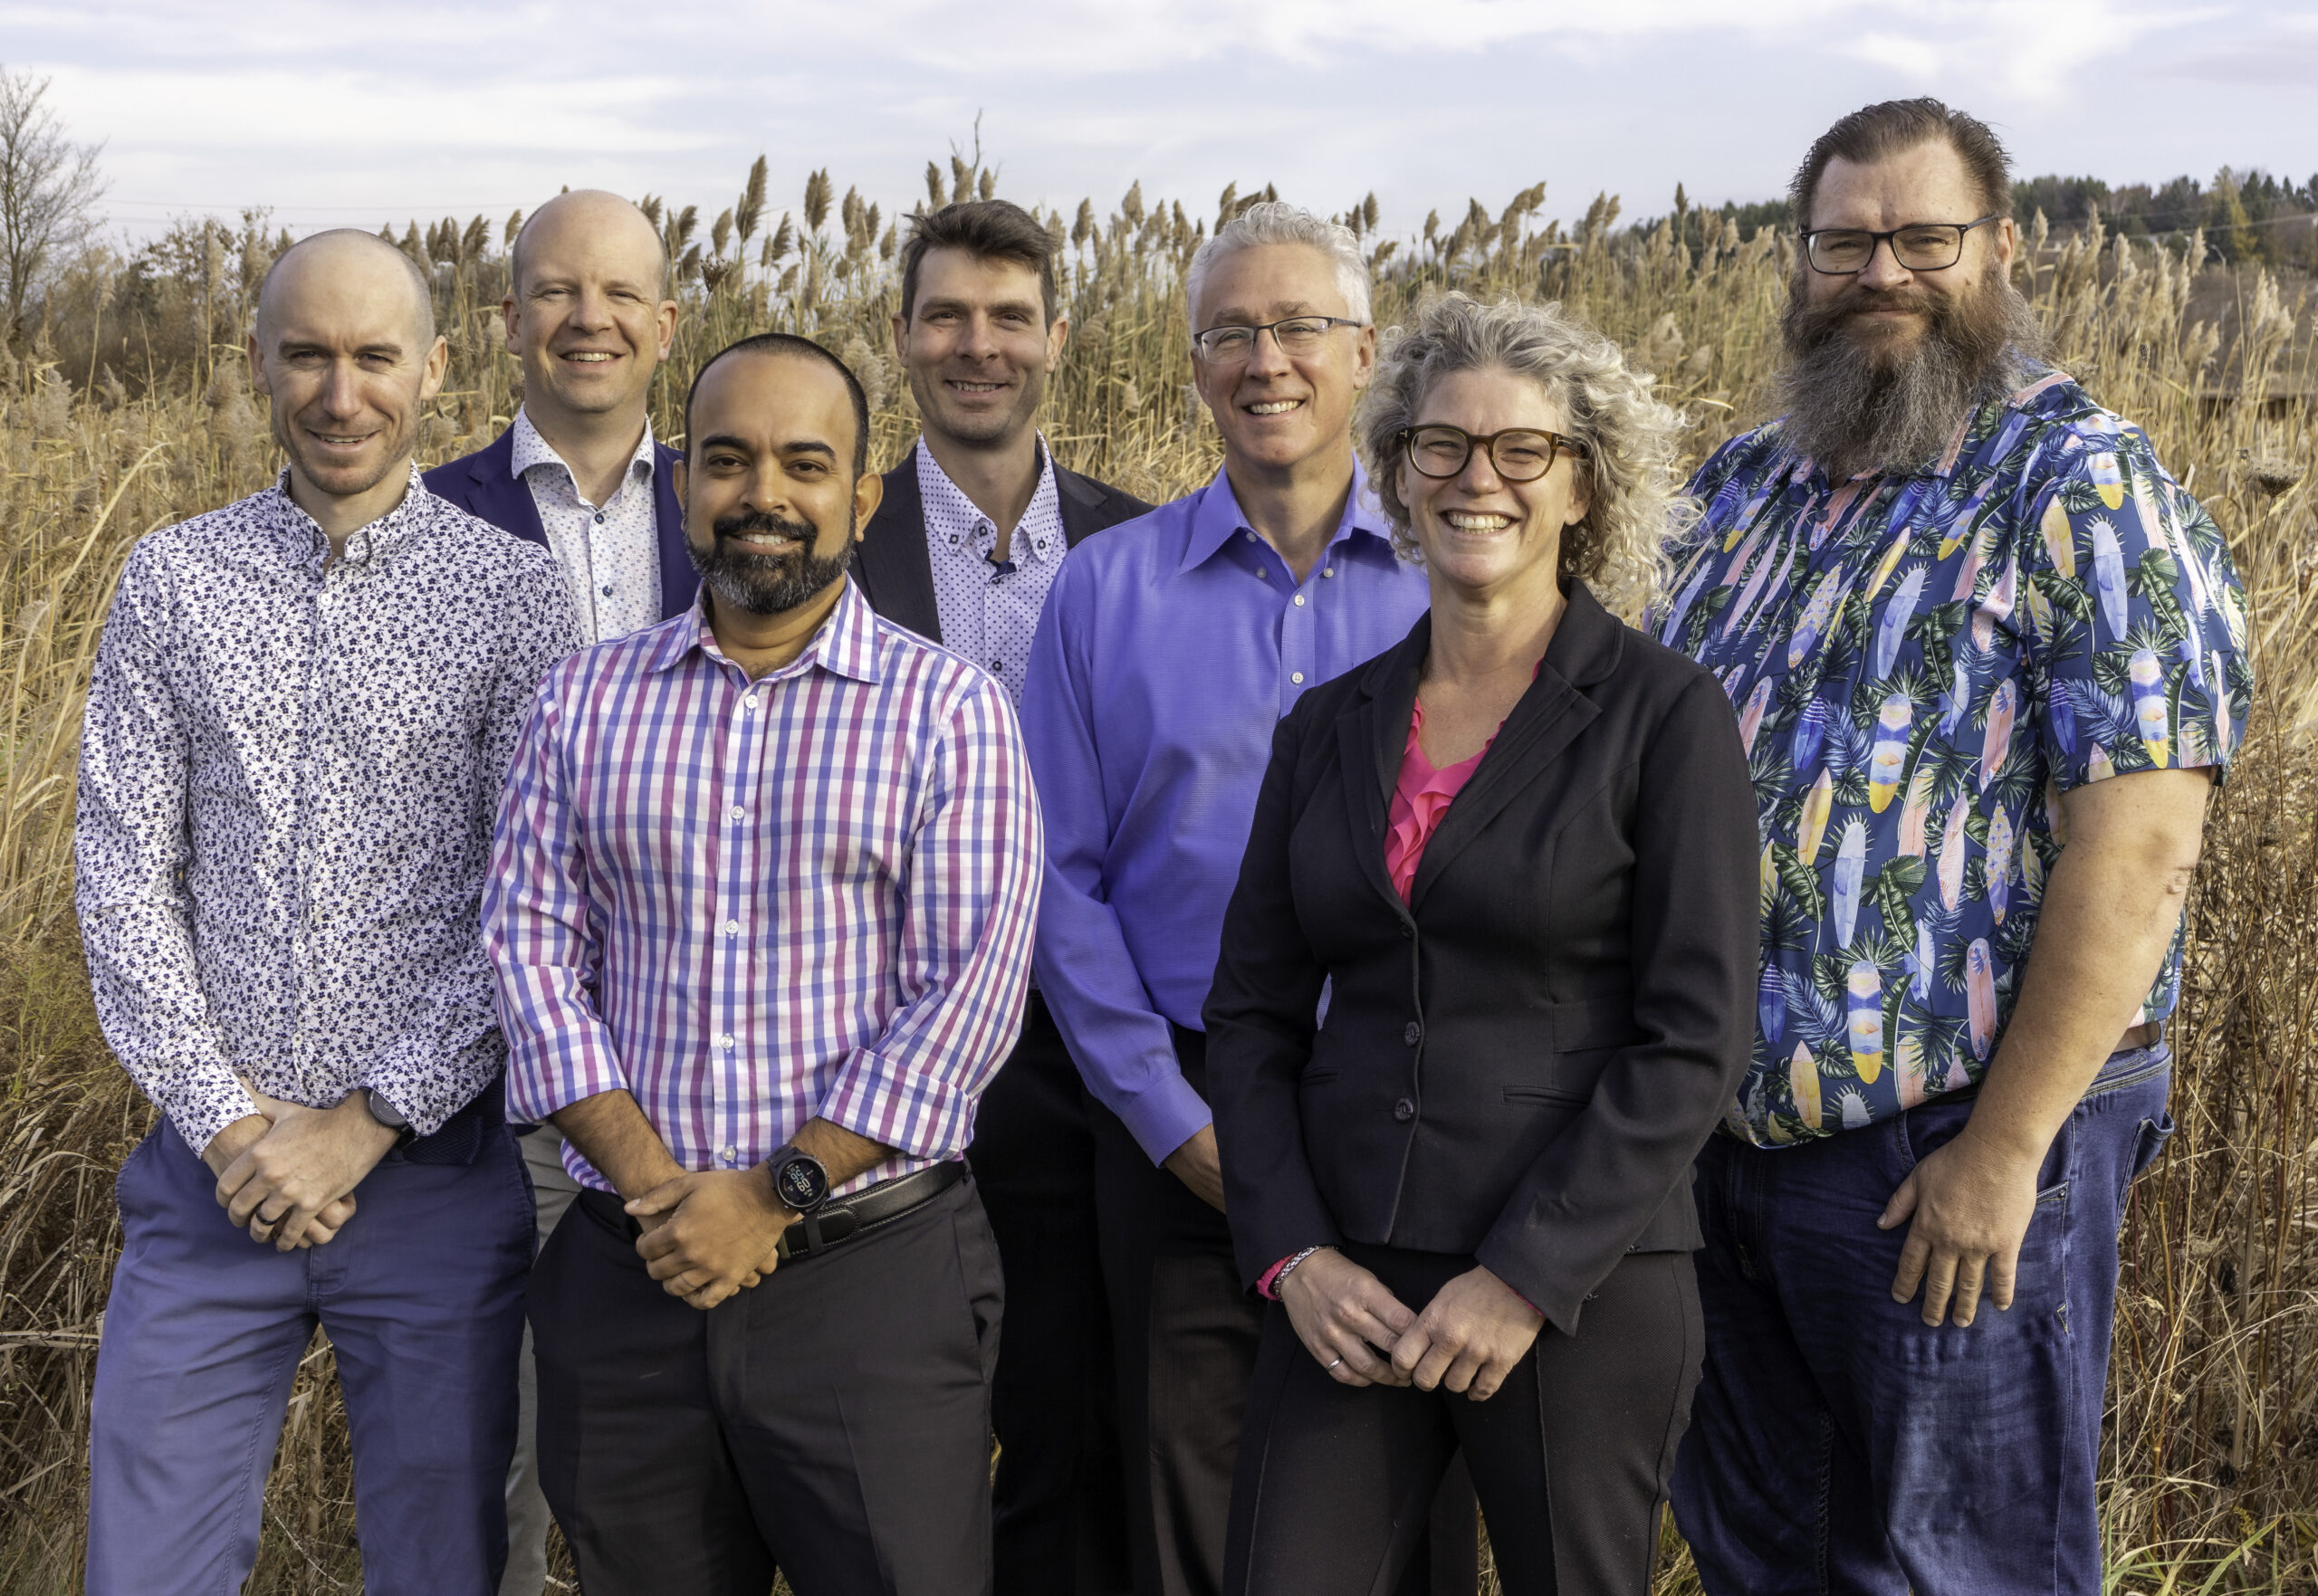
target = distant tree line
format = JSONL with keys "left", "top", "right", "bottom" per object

{"left": 2011, "top": 167, "right": 2316, "bottom": 269}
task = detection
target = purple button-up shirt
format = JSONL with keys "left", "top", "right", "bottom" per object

{"left": 1020, "top": 464, "right": 1429, "bottom": 1163}
{"left": 484, "top": 580, "right": 1043, "bottom": 1196}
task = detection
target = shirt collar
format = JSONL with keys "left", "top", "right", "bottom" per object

{"left": 649, "top": 577, "right": 884, "bottom": 685}
{"left": 266, "top": 462, "right": 429, "bottom": 564}
{"left": 511, "top": 406, "right": 656, "bottom": 496}
{"left": 1179, "top": 458, "right": 1394, "bottom": 575}
{"left": 915, "top": 435, "right": 1064, "bottom": 565}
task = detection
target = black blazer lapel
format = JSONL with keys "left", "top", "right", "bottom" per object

{"left": 855, "top": 457, "right": 943, "bottom": 642}
{"left": 651, "top": 442, "right": 698, "bottom": 621}
{"left": 1407, "top": 587, "right": 1624, "bottom": 912}
{"left": 1336, "top": 620, "right": 1428, "bottom": 917}
{"left": 1056, "top": 467, "right": 1114, "bottom": 549}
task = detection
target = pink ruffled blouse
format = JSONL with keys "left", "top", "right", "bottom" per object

{"left": 1383, "top": 694, "right": 1494, "bottom": 903}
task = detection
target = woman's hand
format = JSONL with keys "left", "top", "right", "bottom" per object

{"left": 1280, "top": 1249, "right": 1419, "bottom": 1387}
{"left": 1389, "top": 1266, "right": 1544, "bottom": 1400}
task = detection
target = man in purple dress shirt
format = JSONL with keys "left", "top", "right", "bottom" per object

{"left": 1020, "top": 204, "right": 1469, "bottom": 1596}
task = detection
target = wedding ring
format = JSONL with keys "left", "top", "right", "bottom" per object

{"left": 1327, "top": 1356, "right": 1344, "bottom": 1370}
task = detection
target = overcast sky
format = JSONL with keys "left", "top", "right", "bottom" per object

{"left": 8, "top": 0, "right": 2316, "bottom": 248}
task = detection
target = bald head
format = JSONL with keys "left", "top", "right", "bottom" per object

{"left": 256, "top": 228, "right": 436, "bottom": 346}
{"left": 512, "top": 190, "right": 669, "bottom": 300}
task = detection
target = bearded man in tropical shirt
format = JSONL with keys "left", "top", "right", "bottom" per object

{"left": 1663, "top": 99, "right": 2249, "bottom": 1596}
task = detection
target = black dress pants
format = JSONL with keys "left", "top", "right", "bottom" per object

{"left": 968, "top": 992, "right": 1131, "bottom": 1595}
{"left": 529, "top": 1172, "right": 1004, "bottom": 1596}
{"left": 1225, "top": 1246, "right": 1704, "bottom": 1596}
{"left": 1090, "top": 1027, "right": 1478, "bottom": 1596}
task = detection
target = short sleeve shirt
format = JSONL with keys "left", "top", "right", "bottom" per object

{"left": 1662, "top": 368, "right": 2251, "bottom": 1147}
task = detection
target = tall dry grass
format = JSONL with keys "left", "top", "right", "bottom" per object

{"left": 0, "top": 162, "right": 2312, "bottom": 1592}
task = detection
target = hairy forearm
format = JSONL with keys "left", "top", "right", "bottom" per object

{"left": 782, "top": 1118, "right": 892, "bottom": 1190}
{"left": 551, "top": 1089, "right": 687, "bottom": 1199}
{"left": 1967, "top": 771, "right": 2208, "bottom": 1165}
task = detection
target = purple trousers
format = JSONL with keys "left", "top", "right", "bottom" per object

{"left": 86, "top": 1117, "right": 532, "bottom": 1596}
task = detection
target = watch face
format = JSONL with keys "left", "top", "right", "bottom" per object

{"left": 775, "top": 1153, "right": 829, "bottom": 1210}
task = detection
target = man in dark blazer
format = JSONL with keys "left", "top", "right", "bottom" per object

{"left": 425, "top": 189, "right": 695, "bottom": 636}
{"left": 860, "top": 197, "right": 1148, "bottom": 1596}
{"left": 422, "top": 187, "right": 689, "bottom": 1596}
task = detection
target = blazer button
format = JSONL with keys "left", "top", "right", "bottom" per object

{"left": 1399, "top": 922, "right": 1413, "bottom": 941}
{"left": 1403, "top": 1022, "right": 1422, "bottom": 1046}
{"left": 1393, "top": 1097, "right": 1416, "bottom": 1123}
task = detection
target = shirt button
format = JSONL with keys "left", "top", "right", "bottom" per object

{"left": 594, "top": 511, "right": 606, "bottom": 524}
{"left": 600, "top": 585, "right": 614, "bottom": 597}
{"left": 1293, "top": 594, "right": 1307, "bottom": 607}
{"left": 1245, "top": 531, "right": 1259, "bottom": 543}
{"left": 1394, "top": 1097, "right": 1416, "bottom": 1123}
{"left": 1403, "top": 1022, "right": 1422, "bottom": 1046}
{"left": 721, "top": 1034, "right": 735, "bottom": 1049}
{"left": 724, "top": 920, "right": 740, "bottom": 935}
{"left": 722, "top": 1144, "right": 738, "bottom": 1161}
{"left": 730, "top": 805, "right": 744, "bottom": 820}
{"left": 1323, "top": 567, "right": 1335, "bottom": 578}
{"left": 1256, "top": 568, "right": 1269, "bottom": 580}
{"left": 1290, "top": 672, "right": 1305, "bottom": 684}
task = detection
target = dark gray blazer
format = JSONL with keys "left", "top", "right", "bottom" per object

{"left": 851, "top": 444, "right": 1151, "bottom": 642}
{"left": 1202, "top": 583, "right": 1758, "bottom": 1334}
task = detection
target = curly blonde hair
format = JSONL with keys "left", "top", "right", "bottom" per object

{"left": 1357, "top": 292, "right": 1695, "bottom": 621}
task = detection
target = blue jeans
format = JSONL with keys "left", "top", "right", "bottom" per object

{"left": 1671, "top": 1045, "right": 2174, "bottom": 1596}
{"left": 86, "top": 1117, "right": 533, "bottom": 1596}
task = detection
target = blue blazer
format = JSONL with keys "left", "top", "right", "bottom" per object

{"left": 424, "top": 425, "right": 699, "bottom": 623}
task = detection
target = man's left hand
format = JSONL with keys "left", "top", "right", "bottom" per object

{"left": 1880, "top": 1127, "right": 2044, "bottom": 1327}
{"left": 217, "top": 1091, "right": 400, "bottom": 1251}
{"left": 628, "top": 1170, "right": 790, "bottom": 1310}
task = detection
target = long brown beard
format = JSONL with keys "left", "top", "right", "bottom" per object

{"left": 1774, "top": 270, "right": 2046, "bottom": 479}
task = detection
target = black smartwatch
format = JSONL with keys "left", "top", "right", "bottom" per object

{"left": 362, "top": 1088, "right": 416, "bottom": 1145}
{"left": 770, "top": 1145, "right": 830, "bottom": 1214}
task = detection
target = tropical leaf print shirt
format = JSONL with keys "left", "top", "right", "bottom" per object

{"left": 1661, "top": 368, "right": 2249, "bottom": 1147}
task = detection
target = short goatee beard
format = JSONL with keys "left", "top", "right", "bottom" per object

{"left": 691, "top": 507, "right": 857, "bottom": 616}
{"left": 1774, "top": 271, "right": 2047, "bottom": 480}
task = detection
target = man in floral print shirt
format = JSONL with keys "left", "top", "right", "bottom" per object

{"left": 1665, "top": 101, "right": 2248, "bottom": 1596}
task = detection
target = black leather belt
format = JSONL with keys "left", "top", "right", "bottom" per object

{"left": 776, "top": 1160, "right": 965, "bottom": 1259}
{"left": 594, "top": 1159, "right": 965, "bottom": 1261}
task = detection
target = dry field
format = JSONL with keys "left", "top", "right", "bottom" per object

{"left": 0, "top": 160, "right": 2313, "bottom": 1591}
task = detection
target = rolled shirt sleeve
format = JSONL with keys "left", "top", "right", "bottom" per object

{"left": 818, "top": 679, "right": 1043, "bottom": 1159}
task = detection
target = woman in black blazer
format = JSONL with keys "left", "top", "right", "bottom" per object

{"left": 1204, "top": 293, "right": 1758, "bottom": 1596}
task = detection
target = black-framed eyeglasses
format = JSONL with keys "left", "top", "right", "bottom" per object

{"left": 1802, "top": 216, "right": 2000, "bottom": 275}
{"left": 1192, "top": 315, "right": 1365, "bottom": 362}
{"left": 1396, "top": 425, "right": 1587, "bottom": 483}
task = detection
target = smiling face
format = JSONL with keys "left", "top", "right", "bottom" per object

{"left": 248, "top": 234, "right": 446, "bottom": 505}
{"left": 1190, "top": 243, "right": 1374, "bottom": 478}
{"left": 1803, "top": 141, "right": 2015, "bottom": 370}
{"left": 678, "top": 349, "right": 878, "bottom": 616}
{"left": 893, "top": 247, "right": 1067, "bottom": 451}
{"left": 1398, "top": 367, "right": 1589, "bottom": 602}
{"left": 505, "top": 191, "right": 677, "bottom": 430}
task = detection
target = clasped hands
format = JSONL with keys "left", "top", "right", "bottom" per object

{"left": 624, "top": 1167, "right": 795, "bottom": 1313}
{"left": 1280, "top": 1249, "right": 1544, "bottom": 1400}
{"left": 205, "top": 1082, "right": 400, "bottom": 1251}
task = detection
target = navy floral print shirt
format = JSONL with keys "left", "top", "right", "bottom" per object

{"left": 1662, "top": 368, "right": 2250, "bottom": 1147}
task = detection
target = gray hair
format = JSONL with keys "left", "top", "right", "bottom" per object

{"left": 1357, "top": 291, "right": 1694, "bottom": 620}
{"left": 1185, "top": 201, "right": 1372, "bottom": 331}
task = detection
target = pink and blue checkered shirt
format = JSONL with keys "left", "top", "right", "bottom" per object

{"left": 484, "top": 578, "right": 1043, "bottom": 1197}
